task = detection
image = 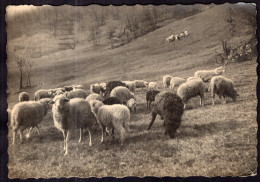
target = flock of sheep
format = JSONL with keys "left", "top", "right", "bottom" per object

{"left": 166, "top": 30, "right": 189, "bottom": 42}
{"left": 8, "top": 63, "right": 239, "bottom": 156}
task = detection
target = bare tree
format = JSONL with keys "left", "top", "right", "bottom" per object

{"left": 25, "top": 60, "right": 33, "bottom": 87}
{"left": 16, "top": 59, "right": 26, "bottom": 89}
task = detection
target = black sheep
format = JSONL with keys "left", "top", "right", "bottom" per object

{"left": 146, "top": 90, "right": 160, "bottom": 108}
{"left": 147, "top": 91, "right": 184, "bottom": 138}
{"left": 103, "top": 97, "right": 121, "bottom": 105}
{"left": 105, "top": 81, "right": 127, "bottom": 96}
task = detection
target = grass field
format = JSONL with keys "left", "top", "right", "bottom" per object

{"left": 6, "top": 3, "right": 257, "bottom": 178}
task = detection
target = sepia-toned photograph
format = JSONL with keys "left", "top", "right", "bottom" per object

{"left": 6, "top": 3, "right": 257, "bottom": 178}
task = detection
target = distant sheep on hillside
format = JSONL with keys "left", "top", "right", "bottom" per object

{"left": 34, "top": 89, "right": 55, "bottom": 101}
{"left": 18, "top": 92, "right": 29, "bottom": 102}
{"left": 209, "top": 76, "right": 239, "bottom": 105}
{"left": 105, "top": 81, "right": 127, "bottom": 96}
{"left": 123, "top": 81, "right": 136, "bottom": 92}
{"left": 134, "top": 80, "right": 148, "bottom": 90}
{"left": 166, "top": 35, "right": 175, "bottom": 42}
{"left": 90, "top": 83, "right": 101, "bottom": 94}
{"left": 110, "top": 86, "right": 135, "bottom": 104}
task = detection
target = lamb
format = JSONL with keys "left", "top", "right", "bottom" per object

{"left": 86, "top": 93, "right": 104, "bottom": 102}
{"left": 133, "top": 80, "right": 148, "bottom": 90}
{"left": 169, "top": 77, "right": 186, "bottom": 91}
{"left": 96, "top": 104, "right": 130, "bottom": 145}
{"left": 90, "top": 83, "right": 101, "bottom": 94}
{"left": 148, "top": 82, "right": 159, "bottom": 91}
{"left": 147, "top": 91, "right": 184, "bottom": 138}
{"left": 124, "top": 81, "right": 136, "bottom": 92}
{"left": 209, "top": 76, "right": 239, "bottom": 105}
{"left": 66, "top": 89, "right": 88, "bottom": 99}
{"left": 18, "top": 92, "right": 30, "bottom": 102}
{"left": 194, "top": 63, "right": 227, "bottom": 82}
{"left": 146, "top": 90, "right": 160, "bottom": 108}
{"left": 163, "top": 75, "right": 173, "bottom": 89}
{"left": 110, "top": 86, "right": 135, "bottom": 104}
{"left": 177, "top": 78, "right": 205, "bottom": 109}
{"left": 127, "top": 98, "right": 137, "bottom": 113}
{"left": 10, "top": 98, "right": 51, "bottom": 144}
{"left": 105, "top": 81, "right": 127, "bottom": 96}
{"left": 51, "top": 95, "right": 96, "bottom": 155}
{"left": 34, "top": 89, "right": 56, "bottom": 100}
{"left": 102, "top": 97, "right": 121, "bottom": 105}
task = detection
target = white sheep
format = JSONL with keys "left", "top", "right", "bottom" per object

{"left": 110, "top": 86, "right": 135, "bottom": 104}
{"left": 18, "top": 92, "right": 30, "bottom": 102}
{"left": 184, "top": 30, "right": 189, "bottom": 37}
{"left": 166, "top": 35, "right": 175, "bottom": 42}
{"left": 73, "top": 84, "right": 84, "bottom": 90}
{"left": 133, "top": 80, "right": 148, "bottom": 90}
{"left": 194, "top": 64, "right": 226, "bottom": 82}
{"left": 174, "top": 35, "right": 179, "bottom": 41}
{"left": 11, "top": 98, "right": 51, "bottom": 144}
{"left": 90, "top": 83, "right": 101, "bottom": 94}
{"left": 86, "top": 93, "right": 104, "bottom": 102}
{"left": 209, "top": 76, "right": 239, "bottom": 105}
{"left": 169, "top": 77, "right": 186, "bottom": 91}
{"left": 123, "top": 81, "right": 136, "bottom": 92}
{"left": 177, "top": 78, "right": 205, "bottom": 109}
{"left": 34, "top": 89, "right": 55, "bottom": 100}
{"left": 179, "top": 32, "right": 185, "bottom": 39}
{"left": 96, "top": 104, "right": 130, "bottom": 145}
{"left": 51, "top": 95, "right": 96, "bottom": 155}
{"left": 163, "top": 75, "right": 173, "bottom": 89}
{"left": 66, "top": 89, "right": 88, "bottom": 99}
{"left": 148, "top": 82, "right": 159, "bottom": 91}
{"left": 186, "top": 77, "right": 201, "bottom": 82}
{"left": 127, "top": 98, "right": 137, "bottom": 113}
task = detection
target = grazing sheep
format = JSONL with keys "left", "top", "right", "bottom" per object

{"left": 174, "top": 35, "right": 179, "bottom": 41}
{"left": 127, "top": 98, "right": 137, "bottom": 113}
{"left": 51, "top": 95, "right": 96, "bottom": 155}
{"left": 177, "top": 78, "right": 205, "bottom": 109}
{"left": 73, "top": 84, "right": 84, "bottom": 90}
{"left": 11, "top": 98, "right": 51, "bottom": 144}
{"left": 179, "top": 32, "right": 185, "bottom": 39}
{"left": 90, "top": 83, "right": 101, "bottom": 94}
{"left": 163, "top": 75, "right": 173, "bottom": 89}
{"left": 147, "top": 91, "right": 184, "bottom": 138}
{"left": 34, "top": 89, "right": 55, "bottom": 100}
{"left": 102, "top": 97, "right": 121, "bottom": 105}
{"left": 110, "top": 86, "right": 135, "bottom": 104}
{"left": 148, "top": 82, "right": 159, "bottom": 91}
{"left": 169, "top": 77, "right": 186, "bottom": 91}
{"left": 186, "top": 77, "right": 201, "bottom": 82}
{"left": 18, "top": 92, "right": 29, "bottom": 102}
{"left": 166, "top": 35, "right": 175, "bottom": 42}
{"left": 184, "top": 30, "right": 189, "bottom": 37}
{"left": 86, "top": 93, "right": 104, "bottom": 102}
{"left": 209, "top": 76, "right": 239, "bottom": 105}
{"left": 105, "top": 81, "right": 127, "bottom": 96}
{"left": 66, "top": 89, "right": 88, "bottom": 99}
{"left": 146, "top": 90, "right": 160, "bottom": 108}
{"left": 88, "top": 100, "right": 104, "bottom": 116}
{"left": 194, "top": 64, "right": 226, "bottom": 82}
{"left": 124, "top": 81, "right": 136, "bottom": 92}
{"left": 133, "top": 80, "right": 148, "bottom": 90}
{"left": 96, "top": 104, "right": 130, "bottom": 145}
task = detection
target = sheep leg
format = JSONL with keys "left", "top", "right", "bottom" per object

{"left": 114, "top": 122, "right": 126, "bottom": 146}
{"left": 223, "top": 96, "right": 227, "bottom": 104}
{"left": 35, "top": 126, "right": 40, "bottom": 135}
{"left": 12, "top": 131, "right": 16, "bottom": 144}
{"left": 100, "top": 124, "right": 105, "bottom": 143}
{"left": 219, "top": 95, "right": 224, "bottom": 104}
{"left": 147, "top": 112, "right": 157, "bottom": 130}
{"left": 26, "top": 127, "right": 33, "bottom": 139}
{"left": 78, "top": 128, "right": 82, "bottom": 143}
{"left": 62, "top": 130, "right": 66, "bottom": 151}
{"left": 212, "top": 93, "right": 215, "bottom": 106}
{"left": 64, "top": 130, "right": 70, "bottom": 156}
{"left": 87, "top": 129, "right": 92, "bottom": 147}
{"left": 183, "top": 103, "right": 187, "bottom": 109}
{"left": 200, "top": 95, "right": 205, "bottom": 106}
{"left": 19, "top": 129, "right": 23, "bottom": 143}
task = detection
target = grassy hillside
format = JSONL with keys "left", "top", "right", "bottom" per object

{"left": 7, "top": 3, "right": 257, "bottom": 178}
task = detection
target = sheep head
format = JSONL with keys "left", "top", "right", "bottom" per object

{"left": 52, "top": 95, "right": 70, "bottom": 112}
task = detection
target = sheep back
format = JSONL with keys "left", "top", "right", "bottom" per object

{"left": 18, "top": 92, "right": 30, "bottom": 102}
{"left": 169, "top": 77, "right": 186, "bottom": 90}
{"left": 66, "top": 89, "right": 88, "bottom": 99}
{"left": 105, "top": 81, "right": 126, "bottom": 96}
{"left": 86, "top": 93, "right": 104, "bottom": 102}
{"left": 34, "top": 89, "right": 53, "bottom": 101}
{"left": 110, "top": 86, "right": 135, "bottom": 104}
{"left": 177, "top": 79, "right": 205, "bottom": 103}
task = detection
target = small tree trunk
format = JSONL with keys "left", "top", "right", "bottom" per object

{"left": 19, "top": 68, "right": 23, "bottom": 89}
